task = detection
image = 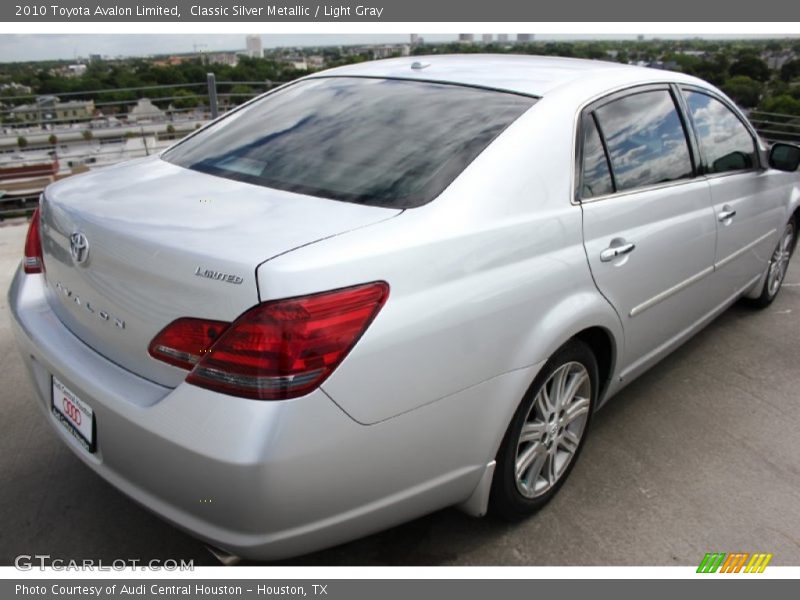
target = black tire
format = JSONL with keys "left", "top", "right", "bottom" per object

{"left": 490, "top": 338, "right": 598, "bottom": 520}
{"left": 747, "top": 219, "right": 796, "bottom": 309}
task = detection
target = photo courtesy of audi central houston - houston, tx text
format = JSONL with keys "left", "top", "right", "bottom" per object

{"left": 1, "top": 31, "right": 800, "bottom": 568}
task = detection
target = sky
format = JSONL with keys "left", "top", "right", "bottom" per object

{"left": 1, "top": 33, "right": 798, "bottom": 63}
{"left": 0, "top": 34, "right": 459, "bottom": 62}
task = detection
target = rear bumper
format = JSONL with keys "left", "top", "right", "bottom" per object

{"left": 8, "top": 266, "right": 535, "bottom": 560}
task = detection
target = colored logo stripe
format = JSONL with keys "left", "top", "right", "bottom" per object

{"left": 745, "top": 553, "right": 773, "bottom": 573}
{"left": 720, "top": 553, "right": 749, "bottom": 573}
{"left": 697, "top": 552, "right": 773, "bottom": 573}
{"left": 697, "top": 553, "right": 726, "bottom": 573}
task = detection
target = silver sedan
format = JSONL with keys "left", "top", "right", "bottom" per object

{"left": 8, "top": 54, "right": 800, "bottom": 561}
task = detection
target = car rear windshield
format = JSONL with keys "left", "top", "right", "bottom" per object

{"left": 162, "top": 77, "right": 537, "bottom": 209}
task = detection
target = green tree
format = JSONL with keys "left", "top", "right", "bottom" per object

{"left": 17, "top": 136, "right": 27, "bottom": 148}
{"left": 729, "top": 55, "right": 771, "bottom": 82}
{"left": 172, "top": 88, "right": 201, "bottom": 110}
{"left": 229, "top": 84, "right": 253, "bottom": 104}
{"left": 780, "top": 59, "right": 800, "bottom": 83}
{"left": 759, "top": 94, "right": 800, "bottom": 116}
{"left": 48, "top": 133, "right": 58, "bottom": 145}
{"left": 722, "top": 76, "right": 764, "bottom": 108}
{"left": 684, "top": 56, "right": 730, "bottom": 86}
{"left": 82, "top": 129, "right": 93, "bottom": 141}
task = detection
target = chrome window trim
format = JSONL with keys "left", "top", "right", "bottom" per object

{"left": 578, "top": 176, "right": 706, "bottom": 205}
{"left": 570, "top": 80, "right": 702, "bottom": 207}
{"left": 703, "top": 168, "right": 761, "bottom": 181}
{"left": 576, "top": 158, "right": 761, "bottom": 207}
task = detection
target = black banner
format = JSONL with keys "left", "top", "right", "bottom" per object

{"left": 3, "top": 0, "right": 800, "bottom": 22}
{"left": 4, "top": 579, "right": 798, "bottom": 600}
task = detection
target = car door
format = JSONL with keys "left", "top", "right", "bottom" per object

{"left": 681, "top": 87, "right": 787, "bottom": 296}
{"left": 579, "top": 85, "right": 719, "bottom": 380}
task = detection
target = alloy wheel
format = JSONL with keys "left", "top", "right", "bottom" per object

{"left": 514, "top": 361, "right": 591, "bottom": 498}
{"left": 767, "top": 224, "right": 795, "bottom": 298}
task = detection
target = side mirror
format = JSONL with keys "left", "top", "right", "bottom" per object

{"left": 769, "top": 143, "right": 800, "bottom": 172}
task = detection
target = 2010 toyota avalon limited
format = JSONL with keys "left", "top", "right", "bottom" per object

{"left": 8, "top": 55, "right": 800, "bottom": 561}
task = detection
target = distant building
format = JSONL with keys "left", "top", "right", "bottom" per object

{"left": 517, "top": 34, "right": 534, "bottom": 42}
{"left": 88, "top": 115, "right": 121, "bottom": 129}
{"left": 152, "top": 55, "right": 201, "bottom": 67}
{"left": 677, "top": 50, "right": 707, "bottom": 57}
{"left": 246, "top": 35, "right": 262, "bottom": 59}
{"left": 49, "top": 64, "right": 88, "bottom": 78}
{"left": 89, "top": 54, "right": 102, "bottom": 62}
{"left": 458, "top": 34, "right": 474, "bottom": 44}
{"left": 763, "top": 51, "right": 796, "bottom": 70}
{"left": 370, "top": 45, "right": 397, "bottom": 60}
{"left": 10, "top": 96, "right": 95, "bottom": 124}
{"left": 410, "top": 34, "right": 423, "bottom": 46}
{"left": 497, "top": 34, "right": 509, "bottom": 43}
{"left": 284, "top": 57, "right": 309, "bottom": 70}
{"left": 307, "top": 55, "right": 326, "bottom": 70}
{"left": 128, "top": 98, "right": 165, "bottom": 123}
{"left": 0, "top": 82, "right": 33, "bottom": 95}
{"left": 482, "top": 34, "right": 493, "bottom": 44}
{"left": 68, "top": 64, "right": 87, "bottom": 77}
{"left": 206, "top": 52, "right": 239, "bottom": 67}
{"left": 637, "top": 34, "right": 645, "bottom": 41}
{"left": 281, "top": 54, "right": 325, "bottom": 71}
{"left": 0, "top": 153, "right": 59, "bottom": 181}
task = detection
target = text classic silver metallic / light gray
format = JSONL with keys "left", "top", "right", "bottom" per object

{"left": 8, "top": 55, "right": 800, "bottom": 561}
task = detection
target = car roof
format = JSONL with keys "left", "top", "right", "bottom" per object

{"left": 313, "top": 54, "right": 701, "bottom": 97}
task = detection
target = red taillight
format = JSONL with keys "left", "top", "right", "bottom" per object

{"left": 23, "top": 207, "right": 44, "bottom": 274}
{"left": 150, "top": 282, "right": 389, "bottom": 400}
{"left": 148, "top": 318, "right": 230, "bottom": 370}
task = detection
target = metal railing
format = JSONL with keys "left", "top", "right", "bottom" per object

{"left": 0, "top": 75, "right": 287, "bottom": 218}
{"left": 749, "top": 110, "right": 800, "bottom": 144}
{"left": 0, "top": 192, "right": 39, "bottom": 220}
{"left": 0, "top": 77, "right": 284, "bottom": 122}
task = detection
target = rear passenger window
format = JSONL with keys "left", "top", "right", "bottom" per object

{"left": 594, "top": 90, "right": 693, "bottom": 192}
{"left": 581, "top": 116, "right": 614, "bottom": 198}
{"left": 684, "top": 90, "right": 757, "bottom": 174}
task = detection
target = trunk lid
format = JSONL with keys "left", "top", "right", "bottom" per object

{"left": 40, "top": 156, "right": 400, "bottom": 387}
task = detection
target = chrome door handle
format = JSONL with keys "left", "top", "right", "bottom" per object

{"left": 718, "top": 209, "right": 737, "bottom": 222}
{"left": 600, "top": 242, "right": 636, "bottom": 262}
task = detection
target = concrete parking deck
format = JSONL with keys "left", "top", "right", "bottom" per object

{"left": 1, "top": 218, "right": 798, "bottom": 566}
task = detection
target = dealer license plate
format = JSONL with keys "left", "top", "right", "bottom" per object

{"left": 51, "top": 376, "right": 95, "bottom": 453}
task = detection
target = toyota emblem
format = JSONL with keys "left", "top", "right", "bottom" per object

{"left": 69, "top": 232, "right": 90, "bottom": 265}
